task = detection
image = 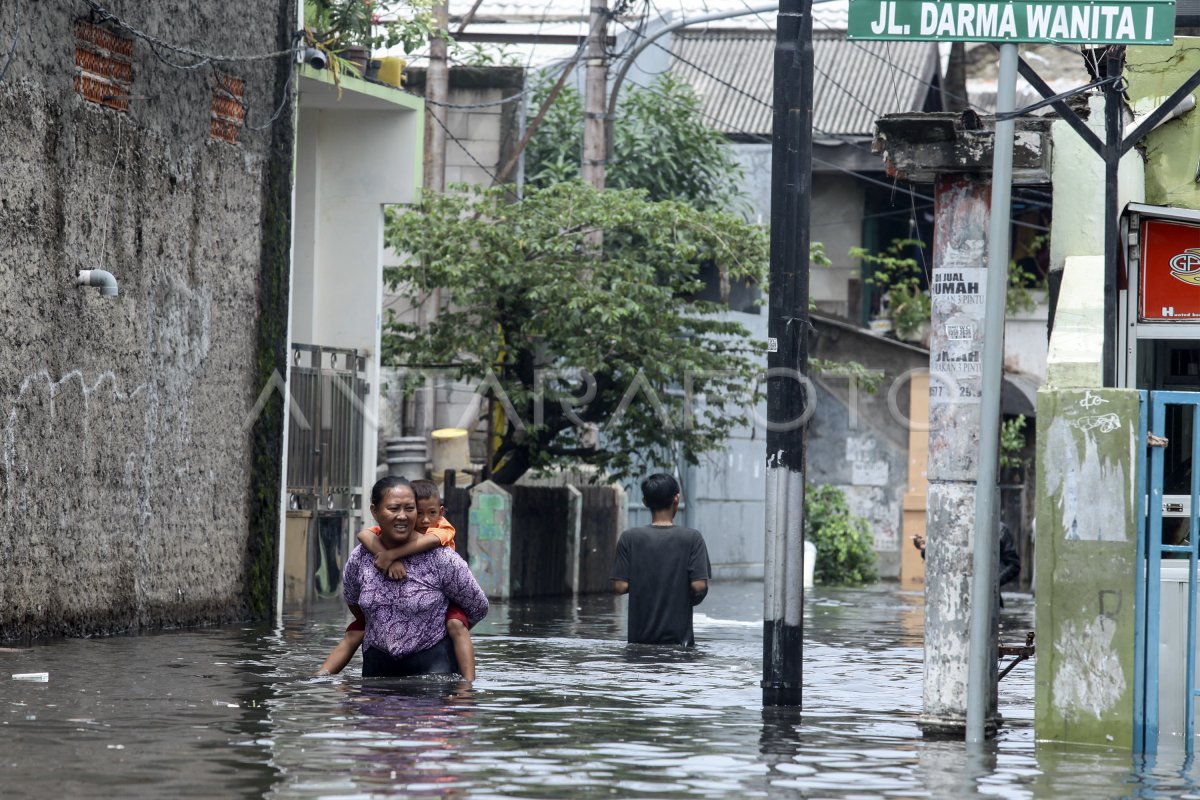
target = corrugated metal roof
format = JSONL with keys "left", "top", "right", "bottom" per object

{"left": 667, "top": 29, "right": 938, "bottom": 137}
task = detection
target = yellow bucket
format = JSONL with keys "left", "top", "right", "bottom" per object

{"left": 376, "top": 56, "right": 406, "bottom": 88}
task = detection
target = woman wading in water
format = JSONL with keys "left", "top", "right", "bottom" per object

{"left": 342, "top": 477, "right": 489, "bottom": 677}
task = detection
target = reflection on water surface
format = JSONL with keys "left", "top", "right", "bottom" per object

{"left": 0, "top": 582, "right": 1192, "bottom": 798}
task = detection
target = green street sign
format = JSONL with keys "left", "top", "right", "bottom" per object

{"left": 847, "top": 0, "right": 1175, "bottom": 43}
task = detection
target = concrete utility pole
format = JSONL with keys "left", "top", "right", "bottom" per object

{"left": 423, "top": 0, "right": 450, "bottom": 192}
{"left": 582, "top": 0, "right": 608, "bottom": 189}
{"left": 873, "top": 109, "right": 1055, "bottom": 737}
{"left": 762, "top": 0, "right": 812, "bottom": 708}
{"left": 919, "top": 174, "right": 998, "bottom": 736}
{"left": 417, "top": 0, "right": 450, "bottom": 438}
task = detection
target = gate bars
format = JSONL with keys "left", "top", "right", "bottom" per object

{"left": 1136, "top": 390, "right": 1200, "bottom": 754}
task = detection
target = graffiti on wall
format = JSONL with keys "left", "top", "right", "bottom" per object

{"left": 1041, "top": 389, "right": 1133, "bottom": 542}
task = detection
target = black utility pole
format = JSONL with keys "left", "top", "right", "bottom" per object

{"left": 1102, "top": 46, "right": 1122, "bottom": 387}
{"left": 762, "top": 0, "right": 812, "bottom": 708}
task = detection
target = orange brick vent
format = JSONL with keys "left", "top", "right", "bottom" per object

{"left": 210, "top": 73, "right": 246, "bottom": 143}
{"left": 74, "top": 21, "right": 134, "bottom": 112}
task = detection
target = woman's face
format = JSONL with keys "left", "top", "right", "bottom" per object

{"left": 372, "top": 485, "right": 417, "bottom": 548}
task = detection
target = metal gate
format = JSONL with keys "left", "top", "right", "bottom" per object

{"left": 287, "top": 343, "right": 367, "bottom": 505}
{"left": 1136, "top": 390, "right": 1200, "bottom": 753}
{"left": 285, "top": 344, "right": 368, "bottom": 605}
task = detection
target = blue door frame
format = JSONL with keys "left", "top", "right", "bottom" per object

{"left": 1136, "top": 390, "right": 1200, "bottom": 754}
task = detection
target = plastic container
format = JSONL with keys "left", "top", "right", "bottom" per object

{"left": 803, "top": 540, "right": 817, "bottom": 589}
{"left": 12, "top": 672, "right": 48, "bottom": 682}
{"left": 376, "top": 56, "right": 406, "bottom": 88}
{"left": 430, "top": 428, "right": 471, "bottom": 476}
{"left": 384, "top": 436, "right": 426, "bottom": 480}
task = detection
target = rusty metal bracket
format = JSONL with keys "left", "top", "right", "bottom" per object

{"left": 997, "top": 631, "right": 1035, "bottom": 682}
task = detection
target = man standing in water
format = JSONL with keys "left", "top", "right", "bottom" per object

{"left": 611, "top": 473, "right": 711, "bottom": 646}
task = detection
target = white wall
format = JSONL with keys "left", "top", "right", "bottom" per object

{"left": 1050, "top": 95, "right": 1145, "bottom": 272}
{"left": 1004, "top": 295, "right": 1050, "bottom": 380}
{"left": 728, "top": 142, "right": 864, "bottom": 317}
{"left": 292, "top": 73, "right": 423, "bottom": 517}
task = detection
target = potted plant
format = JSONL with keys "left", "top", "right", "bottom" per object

{"left": 305, "top": 0, "right": 438, "bottom": 82}
{"left": 881, "top": 282, "right": 932, "bottom": 343}
{"left": 852, "top": 238, "right": 931, "bottom": 343}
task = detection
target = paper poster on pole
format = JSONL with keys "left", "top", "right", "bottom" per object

{"left": 929, "top": 266, "right": 986, "bottom": 405}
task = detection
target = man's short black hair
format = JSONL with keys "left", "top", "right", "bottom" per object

{"left": 641, "top": 473, "right": 679, "bottom": 512}
{"left": 411, "top": 478, "right": 441, "bottom": 503}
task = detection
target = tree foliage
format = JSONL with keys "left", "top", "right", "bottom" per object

{"left": 383, "top": 182, "right": 768, "bottom": 483}
{"left": 524, "top": 75, "right": 743, "bottom": 209}
{"left": 804, "top": 484, "right": 878, "bottom": 586}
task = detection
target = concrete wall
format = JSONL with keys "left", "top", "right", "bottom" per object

{"left": 624, "top": 313, "right": 927, "bottom": 581}
{"left": 403, "top": 66, "right": 525, "bottom": 189}
{"left": 1049, "top": 96, "right": 1144, "bottom": 276}
{"left": 1126, "top": 38, "right": 1200, "bottom": 208}
{"left": 1004, "top": 294, "right": 1050, "bottom": 380}
{"left": 1034, "top": 388, "right": 1139, "bottom": 748}
{"left": 1035, "top": 245, "right": 1140, "bottom": 746}
{"left": 806, "top": 317, "right": 932, "bottom": 579}
{"left": 728, "top": 142, "right": 862, "bottom": 318}
{"left": 0, "top": 0, "right": 295, "bottom": 639}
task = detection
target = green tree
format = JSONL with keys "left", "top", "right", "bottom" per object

{"left": 804, "top": 484, "right": 878, "bottom": 586}
{"left": 525, "top": 75, "right": 743, "bottom": 209}
{"left": 383, "top": 182, "right": 768, "bottom": 484}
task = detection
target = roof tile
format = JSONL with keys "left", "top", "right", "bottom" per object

{"left": 668, "top": 29, "right": 938, "bottom": 137}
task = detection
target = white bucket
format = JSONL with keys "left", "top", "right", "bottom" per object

{"left": 430, "top": 428, "right": 472, "bottom": 476}
{"left": 803, "top": 540, "right": 817, "bottom": 589}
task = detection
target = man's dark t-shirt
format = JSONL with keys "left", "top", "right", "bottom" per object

{"left": 611, "top": 525, "right": 711, "bottom": 646}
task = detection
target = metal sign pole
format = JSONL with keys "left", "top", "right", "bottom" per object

{"left": 965, "top": 41, "right": 1018, "bottom": 745}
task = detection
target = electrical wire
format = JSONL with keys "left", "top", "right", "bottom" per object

{"left": 810, "top": 17, "right": 980, "bottom": 113}
{"left": 427, "top": 106, "right": 508, "bottom": 188}
{"left": 85, "top": 1, "right": 295, "bottom": 63}
{"left": 610, "top": 16, "right": 1053, "bottom": 219}
{"left": 609, "top": 19, "right": 894, "bottom": 159}
{"left": 95, "top": 115, "right": 124, "bottom": 270}
{"left": 80, "top": 0, "right": 300, "bottom": 132}
{"left": 617, "top": 73, "right": 1048, "bottom": 232}
{"left": 84, "top": 1, "right": 295, "bottom": 64}
{"left": 606, "top": 0, "right": 653, "bottom": 61}
{"left": 399, "top": 1, "right": 1052, "bottom": 240}
{"left": 0, "top": 0, "right": 22, "bottom": 84}
{"left": 422, "top": 71, "right": 943, "bottom": 234}
{"left": 210, "top": 60, "right": 298, "bottom": 132}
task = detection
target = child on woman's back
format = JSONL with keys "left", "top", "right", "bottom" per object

{"left": 318, "top": 479, "right": 478, "bottom": 679}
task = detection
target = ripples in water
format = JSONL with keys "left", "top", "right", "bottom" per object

{"left": 1, "top": 581, "right": 1194, "bottom": 798}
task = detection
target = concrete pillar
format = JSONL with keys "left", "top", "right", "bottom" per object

{"left": 467, "top": 480, "right": 512, "bottom": 599}
{"left": 1034, "top": 387, "right": 1138, "bottom": 747}
{"left": 565, "top": 485, "right": 582, "bottom": 595}
{"left": 871, "top": 111, "right": 1053, "bottom": 736}
{"left": 900, "top": 371, "right": 930, "bottom": 590}
{"left": 919, "top": 175, "right": 998, "bottom": 734}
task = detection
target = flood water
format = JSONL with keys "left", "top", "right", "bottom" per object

{"left": 1, "top": 582, "right": 1196, "bottom": 799}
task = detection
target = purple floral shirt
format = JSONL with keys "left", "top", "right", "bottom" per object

{"left": 343, "top": 545, "right": 489, "bottom": 659}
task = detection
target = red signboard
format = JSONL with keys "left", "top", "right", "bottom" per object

{"left": 1141, "top": 218, "right": 1200, "bottom": 320}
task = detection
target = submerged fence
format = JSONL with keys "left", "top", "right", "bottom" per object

{"left": 457, "top": 478, "right": 625, "bottom": 599}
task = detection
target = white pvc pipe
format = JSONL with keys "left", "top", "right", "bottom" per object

{"left": 76, "top": 269, "right": 119, "bottom": 296}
